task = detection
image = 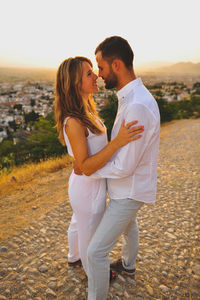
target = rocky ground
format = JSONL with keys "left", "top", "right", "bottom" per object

{"left": 0, "top": 119, "right": 199, "bottom": 300}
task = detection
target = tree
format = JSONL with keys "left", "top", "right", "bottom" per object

{"left": 8, "top": 120, "right": 18, "bottom": 132}
{"left": 26, "top": 117, "right": 66, "bottom": 162}
{"left": 0, "top": 140, "right": 15, "bottom": 172}
{"left": 45, "top": 111, "right": 56, "bottom": 126}
{"left": 190, "top": 94, "right": 200, "bottom": 118}
{"left": 0, "top": 140, "right": 15, "bottom": 158}
{"left": 6, "top": 128, "right": 13, "bottom": 140}
{"left": 193, "top": 82, "right": 200, "bottom": 89}
{"left": 154, "top": 90, "right": 164, "bottom": 97}
{"left": 155, "top": 97, "right": 174, "bottom": 122}
{"left": 24, "top": 110, "right": 40, "bottom": 124}
{"left": 30, "top": 99, "right": 35, "bottom": 107}
{"left": 99, "top": 93, "right": 118, "bottom": 140}
{"left": 14, "top": 104, "right": 23, "bottom": 111}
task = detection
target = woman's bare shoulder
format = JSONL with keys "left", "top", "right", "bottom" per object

{"left": 65, "top": 117, "right": 83, "bottom": 127}
{"left": 65, "top": 117, "right": 86, "bottom": 136}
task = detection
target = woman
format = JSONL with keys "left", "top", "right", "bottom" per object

{"left": 54, "top": 56, "right": 143, "bottom": 276}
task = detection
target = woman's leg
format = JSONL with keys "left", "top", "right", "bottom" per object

{"left": 67, "top": 213, "right": 80, "bottom": 263}
{"left": 69, "top": 176, "right": 106, "bottom": 275}
{"left": 75, "top": 210, "right": 105, "bottom": 274}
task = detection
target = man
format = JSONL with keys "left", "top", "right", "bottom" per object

{"left": 87, "top": 36, "right": 160, "bottom": 300}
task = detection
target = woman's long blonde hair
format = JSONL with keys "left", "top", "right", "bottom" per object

{"left": 54, "top": 56, "right": 104, "bottom": 145}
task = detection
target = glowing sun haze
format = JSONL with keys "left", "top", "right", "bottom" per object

{"left": 0, "top": 0, "right": 199, "bottom": 71}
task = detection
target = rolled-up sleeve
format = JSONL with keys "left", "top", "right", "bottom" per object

{"left": 90, "top": 103, "right": 156, "bottom": 179}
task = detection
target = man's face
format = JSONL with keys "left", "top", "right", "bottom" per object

{"left": 96, "top": 51, "right": 118, "bottom": 89}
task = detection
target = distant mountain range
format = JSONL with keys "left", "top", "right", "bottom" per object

{"left": 0, "top": 67, "right": 56, "bottom": 82}
{"left": 141, "top": 62, "right": 200, "bottom": 75}
{"left": 0, "top": 62, "right": 199, "bottom": 83}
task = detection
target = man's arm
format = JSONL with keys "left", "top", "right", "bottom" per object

{"left": 67, "top": 117, "right": 143, "bottom": 176}
{"left": 89, "top": 104, "right": 157, "bottom": 179}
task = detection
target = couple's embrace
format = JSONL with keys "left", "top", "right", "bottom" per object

{"left": 54, "top": 36, "right": 160, "bottom": 300}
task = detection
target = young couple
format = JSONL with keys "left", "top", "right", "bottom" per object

{"left": 54, "top": 36, "right": 160, "bottom": 300}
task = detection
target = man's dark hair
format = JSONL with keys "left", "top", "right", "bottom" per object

{"left": 95, "top": 36, "right": 134, "bottom": 69}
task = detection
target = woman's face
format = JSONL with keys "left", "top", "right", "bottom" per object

{"left": 81, "top": 61, "right": 98, "bottom": 98}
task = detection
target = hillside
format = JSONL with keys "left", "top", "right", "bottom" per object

{"left": 155, "top": 62, "right": 200, "bottom": 74}
{"left": 0, "top": 119, "right": 199, "bottom": 299}
{"left": 137, "top": 62, "right": 200, "bottom": 84}
{"left": 0, "top": 155, "right": 74, "bottom": 240}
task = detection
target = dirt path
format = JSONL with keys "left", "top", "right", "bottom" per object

{"left": 0, "top": 119, "right": 199, "bottom": 299}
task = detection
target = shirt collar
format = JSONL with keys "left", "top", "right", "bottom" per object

{"left": 117, "top": 77, "right": 142, "bottom": 101}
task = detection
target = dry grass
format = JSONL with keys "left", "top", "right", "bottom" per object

{"left": 0, "top": 155, "right": 74, "bottom": 197}
{"left": 0, "top": 119, "right": 197, "bottom": 241}
{"left": 0, "top": 155, "right": 74, "bottom": 241}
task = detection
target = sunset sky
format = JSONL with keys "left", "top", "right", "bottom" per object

{"left": 0, "top": 0, "right": 199, "bottom": 71}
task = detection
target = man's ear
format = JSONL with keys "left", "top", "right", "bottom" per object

{"left": 112, "top": 59, "right": 121, "bottom": 72}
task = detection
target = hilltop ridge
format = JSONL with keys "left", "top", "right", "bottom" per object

{"left": 0, "top": 61, "right": 200, "bottom": 83}
{"left": 153, "top": 62, "right": 200, "bottom": 74}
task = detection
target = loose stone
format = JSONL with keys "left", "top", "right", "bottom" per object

{"left": 46, "top": 288, "right": 57, "bottom": 297}
{"left": 159, "top": 284, "right": 169, "bottom": 293}
{"left": 38, "top": 264, "right": 48, "bottom": 273}
{"left": 0, "top": 247, "right": 8, "bottom": 252}
{"left": 146, "top": 284, "right": 154, "bottom": 295}
{"left": 0, "top": 120, "right": 199, "bottom": 300}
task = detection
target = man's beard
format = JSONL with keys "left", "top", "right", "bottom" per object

{"left": 104, "top": 68, "right": 118, "bottom": 89}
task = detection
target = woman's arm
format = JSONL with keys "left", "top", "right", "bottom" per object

{"left": 65, "top": 118, "right": 143, "bottom": 176}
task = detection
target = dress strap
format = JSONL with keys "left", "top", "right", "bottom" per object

{"left": 63, "top": 117, "right": 70, "bottom": 127}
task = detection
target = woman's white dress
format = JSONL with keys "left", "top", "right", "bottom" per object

{"left": 63, "top": 117, "right": 107, "bottom": 274}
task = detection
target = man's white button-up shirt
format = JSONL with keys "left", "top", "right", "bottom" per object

{"left": 91, "top": 78, "right": 160, "bottom": 203}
